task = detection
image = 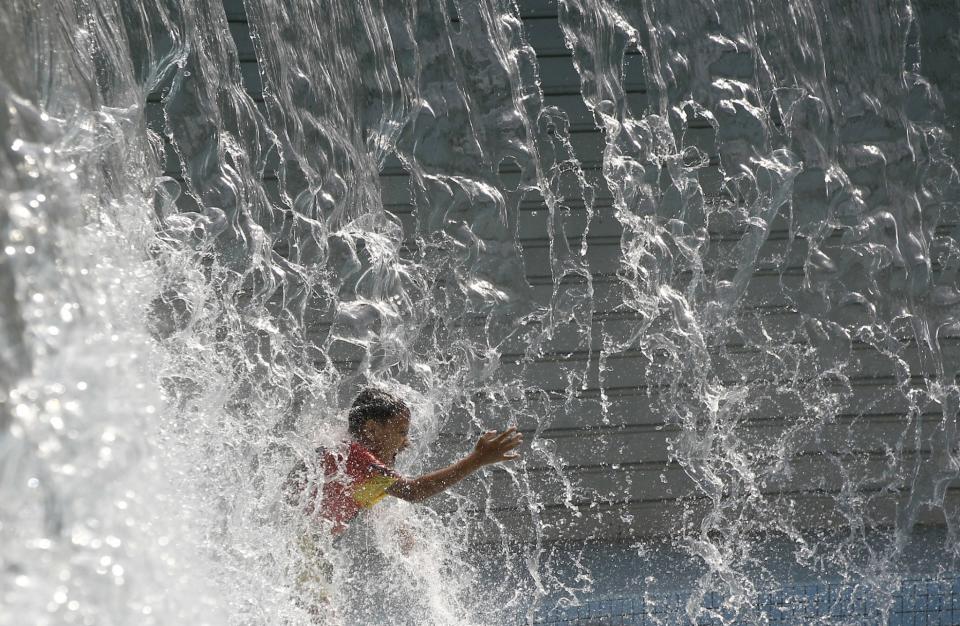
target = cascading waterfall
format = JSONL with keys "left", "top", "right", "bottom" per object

{"left": 1, "top": 0, "right": 958, "bottom": 624}
{"left": 560, "top": 0, "right": 959, "bottom": 618}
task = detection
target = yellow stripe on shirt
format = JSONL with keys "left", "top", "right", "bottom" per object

{"left": 352, "top": 475, "right": 398, "bottom": 508}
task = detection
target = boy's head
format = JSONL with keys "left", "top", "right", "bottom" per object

{"left": 348, "top": 388, "right": 411, "bottom": 462}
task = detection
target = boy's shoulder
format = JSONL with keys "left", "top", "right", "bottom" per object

{"left": 343, "top": 441, "right": 396, "bottom": 478}
{"left": 287, "top": 441, "right": 395, "bottom": 485}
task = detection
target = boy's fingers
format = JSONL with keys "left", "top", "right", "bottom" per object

{"left": 495, "top": 438, "right": 522, "bottom": 454}
{"left": 493, "top": 427, "right": 518, "bottom": 441}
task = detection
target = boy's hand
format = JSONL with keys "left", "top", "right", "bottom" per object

{"left": 387, "top": 428, "right": 523, "bottom": 503}
{"left": 470, "top": 427, "right": 523, "bottom": 467}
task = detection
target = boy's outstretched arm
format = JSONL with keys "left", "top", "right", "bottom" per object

{"left": 386, "top": 428, "right": 523, "bottom": 503}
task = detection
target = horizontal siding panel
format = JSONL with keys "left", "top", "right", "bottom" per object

{"left": 226, "top": 4, "right": 625, "bottom": 59}
{"left": 227, "top": 0, "right": 564, "bottom": 25}
{"left": 234, "top": 57, "right": 645, "bottom": 100}
{"left": 379, "top": 124, "right": 715, "bottom": 175}
{"left": 508, "top": 380, "right": 936, "bottom": 431}
{"left": 538, "top": 55, "right": 645, "bottom": 94}
{"left": 309, "top": 263, "right": 958, "bottom": 362}
{"left": 447, "top": 449, "right": 938, "bottom": 518}
{"left": 466, "top": 486, "right": 960, "bottom": 542}
{"left": 511, "top": 414, "right": 944, "bottom": 472}
{"left": 223, "top": 0, "right": 246, "bottom": 21}
{"left": 513, "top": 0, "right": 561, "bottom": 19}
{"left": 495, "top": 339, "right": 960, "bottom": 393}
{"left": 378, "top": 163, "right": 726, "bottom": 208}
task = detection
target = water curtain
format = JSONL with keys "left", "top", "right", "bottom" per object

{"left": 1, "top": 0, "right": 957, "bottom": 623}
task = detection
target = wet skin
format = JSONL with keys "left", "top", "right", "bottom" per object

{"left": 358, "top": 412, "right": 523, "bottom": 502}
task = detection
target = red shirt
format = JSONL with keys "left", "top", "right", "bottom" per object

{"left": 291, "top": 442, "right": 400, "bottom": 535}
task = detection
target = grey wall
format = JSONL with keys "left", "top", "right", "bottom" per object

{"left": 151, "top": 0, "right": 960, "bottom": 543}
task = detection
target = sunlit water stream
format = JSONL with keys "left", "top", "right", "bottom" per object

{"left": 2, "top": 0, "right": 959, "bottom": 624}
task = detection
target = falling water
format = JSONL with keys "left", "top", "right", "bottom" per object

{"left": 1, "top": 0, "right": 958, "bottom": 624}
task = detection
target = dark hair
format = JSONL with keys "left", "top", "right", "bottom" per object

{"left": 348, "top": 388, "right": 410, "bottom": 437}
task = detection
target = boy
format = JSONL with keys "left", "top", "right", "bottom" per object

{"left": 286, "top": 388, "right": 523, "bottom": 615}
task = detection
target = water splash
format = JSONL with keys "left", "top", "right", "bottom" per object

{"left": 559, "top": 0, "right": 959, "bottom": 621}
{"left": 1, "top": 0, "right": 959, "bottom": 624}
